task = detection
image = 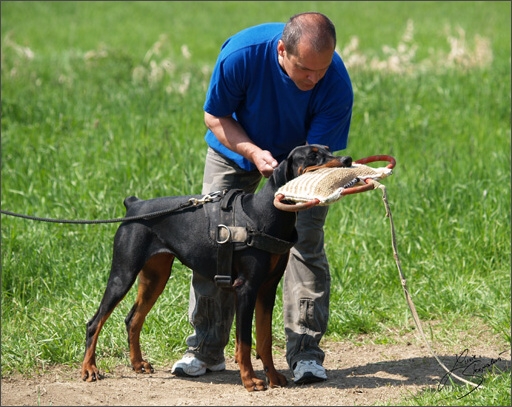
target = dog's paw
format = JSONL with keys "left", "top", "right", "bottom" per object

{"left": 132, "top": 360, "right": 155, "bottom": 374}
{"left": 268, "top": 371, "right": 288, "bottom": 388}
{"left": 244, "top": 377, "right": 268, "bottom": 392}
{"left": 81, "top": 365, "right": 102, "bottom": 382}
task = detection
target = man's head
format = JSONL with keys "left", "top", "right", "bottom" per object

{"left": 277, "top": 12, "right": 337, "bottom": 91}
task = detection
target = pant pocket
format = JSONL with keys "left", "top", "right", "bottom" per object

{"left": 298, "top": 298, "right": 315, "bottom": 332}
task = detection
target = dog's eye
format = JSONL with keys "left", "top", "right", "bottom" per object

{"left": 306, "top": 152, "right": 319, "bottom": 161}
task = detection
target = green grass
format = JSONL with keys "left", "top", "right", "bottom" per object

{"left": 1, "top": 1, "right": 510, "bottom": 405}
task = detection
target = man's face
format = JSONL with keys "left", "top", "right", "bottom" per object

{"left": 277, "top": 39, "right": 333, "bottom": 91}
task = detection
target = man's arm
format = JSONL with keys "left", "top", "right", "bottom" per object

{"left": 204, "top": 111, "right": 278, "bottom": 177}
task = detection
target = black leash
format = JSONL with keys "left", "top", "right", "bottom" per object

{"left": 0, "top": 192, "right": 223, "bottom": 225}
{"left": 0, "top": 208, "right": 182, "bottom": 224}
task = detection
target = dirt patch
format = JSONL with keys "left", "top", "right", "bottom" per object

{"left": 2, "top": 328, "right": 510, "bottom": 406}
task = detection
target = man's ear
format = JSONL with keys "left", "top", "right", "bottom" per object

{"left": 277, "top": 40, "right": 285, "bottom": 57}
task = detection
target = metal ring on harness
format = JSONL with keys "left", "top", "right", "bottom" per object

{"left": 273, "top": 155, "right": 396, "bottom": 212}
{"left": 216, "top": 224, "right": 231, "bottom": 244}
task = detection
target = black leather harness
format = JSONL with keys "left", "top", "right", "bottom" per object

{"left": 204, "top": 189, "right": 298, "bottom": 287}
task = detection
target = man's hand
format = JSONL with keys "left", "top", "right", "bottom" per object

{"left": 253, "top": 150, "right": 278, "bottom": 177}
{"left": 204, "top": 112, "right": 279, "bottom": 177}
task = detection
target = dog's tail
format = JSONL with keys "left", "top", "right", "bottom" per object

{"left": 124, "top": 196, "right": 141, "bottom": 209}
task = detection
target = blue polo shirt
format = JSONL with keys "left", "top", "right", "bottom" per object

{"left": 204, "top": 22, "right": 353, "bottom": 171}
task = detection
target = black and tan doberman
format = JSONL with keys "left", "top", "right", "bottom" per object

{"left": 81, "top": 144, "right": 352, "bottom": 391}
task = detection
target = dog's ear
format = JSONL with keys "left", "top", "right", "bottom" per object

{"left": 285, "top": 149, "right": 300, "bottom": 180}
{"left": 285, "top": 145, "right": 313, "bottom": 179}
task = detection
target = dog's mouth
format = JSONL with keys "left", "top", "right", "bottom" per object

{"left": 301, "top": 155, "right": 353, "bottom": 175}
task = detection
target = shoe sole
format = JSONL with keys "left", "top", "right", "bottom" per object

{"left": 294, "top": 372, "right": 327, "bottom": 385}
{"left": 171, "top": 367, "right": 205, "bottom": 377}
{"left": 207, "top": 366, "right": 226, "bottom": 372}
{"left": 172, "top": 366, "right": 226, "bottom": 377}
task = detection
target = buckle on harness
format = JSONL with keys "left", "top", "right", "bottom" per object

{"left": 214, "top": 275, "right": 232, "bottom": 287}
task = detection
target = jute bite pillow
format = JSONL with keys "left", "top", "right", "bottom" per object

{"left": 275, "top": 163, "right": 393, "bottom": 206}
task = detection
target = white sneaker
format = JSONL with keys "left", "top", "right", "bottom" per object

{"left": 293, "top": 360, "right": 327, "bottom": 384}
{"left": 171, "top": 355, "right": 226, "bottom": 377}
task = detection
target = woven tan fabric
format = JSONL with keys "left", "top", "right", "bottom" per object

{"left": 275, "top": 164, "right": 393, "bottom": 205}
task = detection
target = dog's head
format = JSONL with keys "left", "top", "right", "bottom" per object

{"left": 285, "top": 144, "right": 352, "bottom": 181}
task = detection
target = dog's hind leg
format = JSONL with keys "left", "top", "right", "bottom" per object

{"left": 82, "top": 304, "right": 122, "bottom": 381}
{"left": 124, "top": 252, "right": 174, "bottom": 374}
{"left": 81, "top": 253, "right": 143, "bottom": 382}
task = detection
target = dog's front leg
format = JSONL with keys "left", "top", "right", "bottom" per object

{"left": 255, "top": 257, "right": 288, "bottom": 388}
{"left": 235, "top": 293, "right": 267, "bottom": 391}
{"left": 255, "top": 298, "right": 287, "bottom": 388}
{"left": 236, "top": 340, "right": 268, "bottom": 391}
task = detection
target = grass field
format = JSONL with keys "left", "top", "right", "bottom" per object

{"left": 1, "top": 1, "right": 510, "bottom": 405}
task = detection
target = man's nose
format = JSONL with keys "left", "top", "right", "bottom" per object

{"left": 307, "top": 72, "right": 321, "bottom": 84}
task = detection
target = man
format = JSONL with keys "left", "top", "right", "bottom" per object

{"left": 171, "top": 11, "right": 353, "bottom": 384}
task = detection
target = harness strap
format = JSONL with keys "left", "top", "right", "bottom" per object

{"left": 215, "top": 226, "right": 297, "bottom": 254}
{"left": 215, "top": 189, "right": 243, "bottom": 288}
{"left": 247, "top": 228, "right": 298, "bottom": 254}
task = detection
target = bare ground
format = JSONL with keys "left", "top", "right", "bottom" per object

{"left": 2, "top": 327, "right": 510, "bottom": 406}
